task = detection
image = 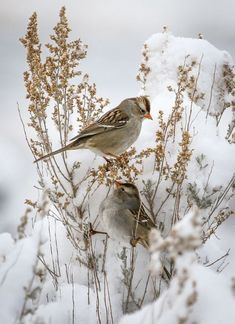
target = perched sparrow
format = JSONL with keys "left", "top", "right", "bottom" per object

{"left": 99, "top": 181, "right": 172, "bottom": 280}
{"left": 99, "top": 181, "right": 156, "bottom": 248}
{"left": 34, "top": 96, "right": 152, "bottom": 163}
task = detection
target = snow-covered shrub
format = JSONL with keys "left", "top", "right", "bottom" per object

{"left": 120, "top": 208, "right": 235, "bottom": 324}
{"left": 0, "top": 7, "right": 234, "bottom": 324}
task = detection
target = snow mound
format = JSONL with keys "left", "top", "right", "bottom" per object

{"left": 120, "top": 209, "right": 235, "bottom": 324}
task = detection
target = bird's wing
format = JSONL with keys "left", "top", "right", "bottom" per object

{"left": 69, "top": 108, "right": 129, "bottom": 142}
{"left": 129, "top": 203, "right": 156, "bottom": 230}
{"left": 97, "top": 107, "right": 129, "bottom": 128}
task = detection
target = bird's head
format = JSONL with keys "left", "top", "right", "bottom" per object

{"left": 114, "top": 181, "right": 140, "bottom": 208}
{"left": 122, "top": 96, "right": 153, "bottom": 120}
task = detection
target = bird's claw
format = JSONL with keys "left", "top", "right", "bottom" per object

{"left": 88, "top": 222, "right": 108, "bottom": 236}
{"left": 130, "top": 237, "right": 140, "bottom": 247}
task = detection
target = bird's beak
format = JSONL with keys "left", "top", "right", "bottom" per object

{"left": 144, "top": 113, "right": 153, "bottom": 120}
{"left": 114, "top": 180, "right": 122, "bottom": 188}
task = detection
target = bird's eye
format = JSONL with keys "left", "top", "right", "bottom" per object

{"left": 121, "top": 188, "right": 125, "bottom": 192}
{"left": 139, "top": 107, "right": 146, "bottom": 114}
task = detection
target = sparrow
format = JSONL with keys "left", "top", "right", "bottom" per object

{"left": 99, "top": 181, "right": 172, "bottom": 279}
{"left": 34, "top": 96, "right": 152, "bottom": 162}
{"left": 99, "top": 181, "right": 156, "bottom": 248}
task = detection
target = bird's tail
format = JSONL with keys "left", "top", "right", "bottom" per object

{"left": 34, "top": 143, "right": 74, "bottom": 163}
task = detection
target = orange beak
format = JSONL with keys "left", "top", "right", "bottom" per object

{"left": 114, "top": 180, "right": 123, "bottom": 188}
{"left": 144, "top": 112, "right": 153, "bottom": 120}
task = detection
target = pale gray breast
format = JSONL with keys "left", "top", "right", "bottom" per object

{"left": 125, "top": 117, "right": 142, "bottom": 145}
{"left": 87, "top": 117, "right": 142, "bottom": 156}
{"left": 99, "top": 195, "right": 134, "bottom": 242}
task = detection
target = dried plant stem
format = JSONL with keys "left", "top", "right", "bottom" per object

{"left": 172, "top": 184, "right": 182, "bottom": 225}
{"left": 216, "top": 105, "right": 227, "bottom": 127}
{"left": 103, "top": 273, "right": 109, "bottom": 323}
{"left": 206, "top": 64, "right": 217, "bottom": 119}
{"left": 54, "top": 219, "right": 61, "bottom": 276}
{"left": 205, "top": 248, "right": 230, "bottom": 267}
{"left": 202, "top": 161, "right": 214, "bottom": 199}
{"left": 19, "top": 240, "right": 43, "bottom": 321}
{"left": 155, "top": 183, "right": 175, "bottom": 219}
{"left": 71, "top": 272, "right": 75, "bottom": 324}
{"left": 104, "top": 271, "right": 114, "bottom": 324}
{"left": 206, "top": 173, "right": 235, "bottom": 225}
{"left": 89, "top": 237, "right": 102, "bottom": 323}
{"left": 38, "top": 255, "right": 59, "bottom": 280}
{"left": 101, "top": 235, "right": 109, "bottom": 273}
{"left": 125, "top": 246, "right": 136, "bottom": 312}
{"left": 203, "top": 209, "right": 234, "bottom": 243}
{"left": 47, "top": 216, "right": 58, "bottom": 286}
{"left": 139, "top": 273, "right": 151, "bottom": 307}
{"left": 152, "top": 139, "right": 169, "bottom": 217}
{"left": 186, "top": 54, "right": 203, "bottom": 131}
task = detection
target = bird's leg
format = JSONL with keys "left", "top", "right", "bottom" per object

{"left": 103, "top": 153, "right": 119, "bottom": 163}
{"left": 103, "top": 157, "right": 114, "bottom": 172}
{"left": 89, "top": 222, "right": 108, "bottom": 236}
{"left": 103, "top": 156, "right": 112, "bottom": 163}
{"left": 107, "top": 152, "right": 119, "bottom": 159}
{"left": 103, "top": 153, "right": 129, "bottom": 168}
{"left": 130, "top": 237, "right": 141, "bottom": 247}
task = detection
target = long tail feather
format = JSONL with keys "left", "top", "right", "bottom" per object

{"left": 34, "top": 144, "right": 73, "bottom": 163}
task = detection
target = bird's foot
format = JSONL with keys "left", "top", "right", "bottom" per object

{"left": 103, "top": 157, "right": 114, "bottom": 171}
{"left": 130, "top": 237, "right": 141, "bottom": 247}
{"left": 103, "top": 156, "right": 113, "bottom": 164}
{"left": 89, "top": 222, "right": 108, "bottom": 236}
{"left": 108, "top": 153, "right": 119, "bottom": 159}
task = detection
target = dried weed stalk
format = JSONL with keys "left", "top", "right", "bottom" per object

{"left": 20, "top": 8, "right": 109, "bottom": 247}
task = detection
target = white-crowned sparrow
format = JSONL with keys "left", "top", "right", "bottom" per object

{"left": 99, "top": 181, "right": 172, "bottom": 279}
{"left": 99, "top": 181, "right": 156, "bottom": 248}
{"left": 34, "top": 96, "right": 152, "bottom": 163}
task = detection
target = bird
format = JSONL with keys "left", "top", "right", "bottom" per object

{"left": 99, "top": 181, "right": 172, "bottom": 280}
{"left": 99, "top": 181, "right": 156, "bottom": 248}
{"left": 34, "top": 96, "right": 152, "bottom": 163}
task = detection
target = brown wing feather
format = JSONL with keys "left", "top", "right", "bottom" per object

{"left": 97, "top": 107, "right": 129, "bottom": 128}
{"left": 130, "top": 203, "right": 156, "bottom": 230}
{"left": 69, "top": 108, "right": 129, "bottom": 143}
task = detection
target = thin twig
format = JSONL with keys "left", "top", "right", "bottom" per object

{"left": 139, "top": 273, "right": 151, "bottom": 307}
{"left": 205, "top": 173, "right": 234, "bottom": 225}
{"left": 187, "top": 54, "right": 203, "bottom": 131}
{"left": 205, "top": 249, "right": 230, "bottom": 267}
{"left": 206, "top": 64, "right": 217, "bottom": 119}
{"left": 104, "top": 271, "right": 114, "bottom": 324}
{"left": 125, "top": 246, "right": 136, "bottom": 312}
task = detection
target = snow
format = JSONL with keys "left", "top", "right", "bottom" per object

{"left": 0, "top": 32, "right": 235, "bottom": 323}
{"left": 24, "top": 284, "right": 98, "bottom": 324}
{"left": 0, "top": 221, "right": 46, "bottom": 324}
{"left": 145, "top": 33, "right": 233, "bottom": 116}
{"left": 121, "top": 210, "right": 235, "bottom": 324}
{"left": 120, "top": 262, "right": 235, "bottom": 324}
